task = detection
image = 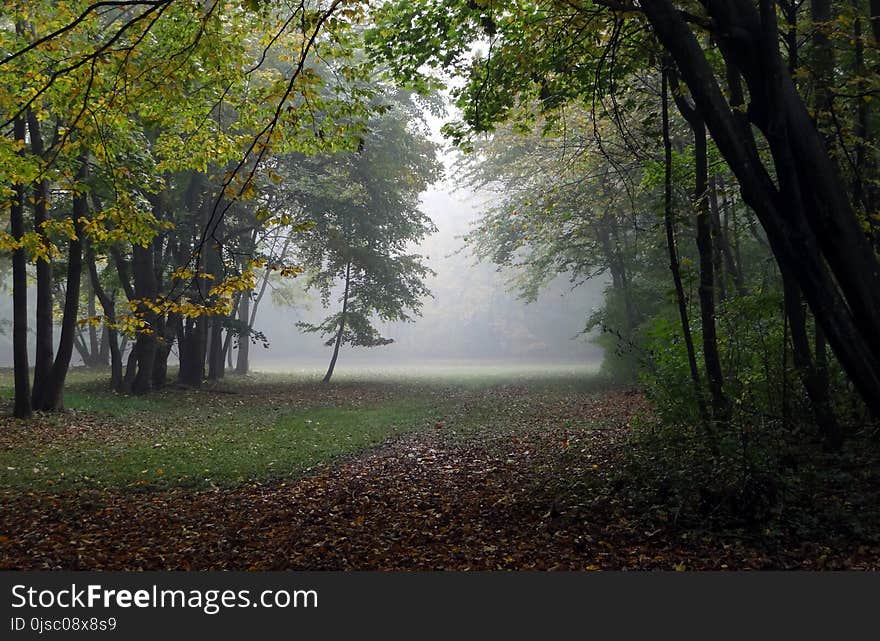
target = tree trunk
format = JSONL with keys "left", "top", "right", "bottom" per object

{"left": 109, "top": 245, "right": 135, "bottom": 301}
{"left": 109, "top": 243, "right": 137, "bottom": 393}
{"left": 27, "top": 110, "right": 52, "bottom": 410}
{"left": 98, "top": 326, "right": 110, "bottom": 366}
{"left": 152, "top": 340, "right": 170, "bottom": 389}
{"left": 641, "top": 0, "right": 880, "bottom": 417}
{"left": 152, "top": 310, "right": 176, "bottom": 390}
{"left": 669, "top": 69, "right": 731, "bottom": 426}
{"left": 74, "top": 332, "right": 92, "bottom": 366}
{"left": 852, "top": 7, "right": 871, "bottom": 220}
{"left": 121, "top": 349, "right": 137, "bottom": 394}
{"left": 661, "top": 71, "right": 710, "bottom": 425}
{"left": 707, "top": 181, "right": 727, "bottom": 304}
{"left": 178, "top": 317, "right": 206, "bottom": 387}
{"left": 86, "top": 280, "right": 100, "bottom": 364}
{"left": 85, "top": 240, "right": 123, "bottom": 392}
{"left": 712, "top": 176, "right": 747, "bottom": 296}
{"left": 41, "top": 164, "right": 86, "bottom": 411}
{"left": 810, "top": 0, "right": 833, "bottom": 117}
{"left": 783, "top": 0, "right": 799, "bottom": 74}
{"left": 207, "top": 316, "right": 224, "bottom": 381}
{"left": 195, "top": 317, "right": 208, "bottom": 385}
{"left": 709, "top": 177, "right": 740, "bottom": 298}
{"left": 131, "top": 243, "right": 158, "bottom": 395}
{"left": 870, "top": 0, "right": 880, "bottom": 44}
{"left": 235, "top": 294, "right": 251, "bottom": 375}
{"left": 219, "top": 327, "right": 232, "bottom": 375}
{"left": 323, "top": 261, "right": 352, "bottom": 384}
{"left": 10, "top": 117, "right": 31, "bottom": 418}
{"left": 783, "top": 275, "right": 842, "bottom": 449}
{"left": 597, "top": 210, "right": 638, "bottom": 332}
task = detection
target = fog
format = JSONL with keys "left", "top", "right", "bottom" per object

{"left": 245, "top": 106, "right": 606, "bottom": 373}
{"left": 0, "top": 114, "right": 607, "bottom": 374}
{"left": 248, "top": 183, "right": 606, "bottom": 372}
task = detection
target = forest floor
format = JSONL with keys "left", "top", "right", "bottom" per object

{"left": 1, "top": 367, "right": 879, "bottom": 570}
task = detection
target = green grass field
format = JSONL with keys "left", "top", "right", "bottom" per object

{"left": 0, "top": 363, "right": 604, "bottom": 492}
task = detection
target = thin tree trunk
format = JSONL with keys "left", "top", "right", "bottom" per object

{"left": 709, "top": 176, "right": 741, "bottom": 299}
{"left": 661, "top": 70, "right": 710, "bottom": 426}
{"left": 707, "top": 179, "right": 728, "bottom": 304}
{"left": 98, "top": 326, "right": 110, "bottom": 366}
{"left": 642, "top": 0, "right": 880, "bottom": 417}
{"left": 235, "top": 293, "right": 251, "bottom": 375}
{"left": 150, "top": 252, "right": 172, "bottom": 392}
{"left": 73, "top": 332, "right": 91, "bottom": 366}
{"left": 154, "top": 312, "right": 177, "bottom": 390}
{"left": 670, "top": 69, "right": 731, "bottom": 426}
{"left": 695, "top": 126, "right": 730, "bottom": 425}
{"left": 121, "top": 349, "right": 137, "bottom": 394}
{"left": 131, "top": 243, "right": 157, "bottom": 395}
{"left": 10, "top": 117, "right": 31, "bottom": 418}
{"left": 783, "top": 0, "right": 799, "bottom": 74}
{"left": 597, "top": 211, "right": 638, "bottom": 332}
{"left": 234, "top": 234, "right": 292, "bottom": 376}
{"left": 85, "top": 240, "right": 123, "bottom": 392}
{"left": 782, "top": 299, "right": 791, "bottom": 429}
{"left": 207, "top": 316, "right": 224, "bottom": 380}
{"left": 41, "top": 162, "right": 86, "bottom": 410}
{"left": 220, "top": 291, "right": 241, "bottom": 372}
{"left": 815, "top": 320, "right": 829, "bottom": 400}
{"left": 323, "top": 261, "right": 352, "bottom": 384}
{"left": 219, "top": 327, "right": 231, "bottom": 375}
{"left": 109, "top": 244, "right": 135, "bottom": 393}
{"left": 715, "top": 177, "right": 748, "bottom": 294}
{"left": 216, "top": 295, "right": 239, "bottom": 378}
{"left": 86, "top": 279, "right": 100, "bottom": 364}
{"left": 810, "top": 0, "right": 834, "bottom": 117}
{"left": 109, "top": 246, "right": 135, "bottom": 300}
{"left": 870, "top": 0, "right": 880, "bottom": 44}
{"left": 27, "top": 110, "right": 52, "bottom": 409}
{"left": 853, "top": 8, "right": 866, "bottom": 203}
{"left": 784, "top": 275, "right": 842, "bottom": 448}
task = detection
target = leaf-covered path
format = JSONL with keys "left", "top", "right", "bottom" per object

{"left": 2, "top": 378, "right": 879, "bottom": 570}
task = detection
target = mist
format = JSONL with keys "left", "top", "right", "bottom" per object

{"left": 0, "top": 100, "right": 606, "bottom": 375}
{"left": 246, "top": 101, "right": 605, "bottom": 374}
{"left": 0, "top": 174, "right": 606, "bottom": 376}
{"left": 245, "top": 183, "right": 605, "bottom": 373}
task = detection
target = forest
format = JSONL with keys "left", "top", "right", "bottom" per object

{"left": 0, "top": 0, "right": 879, "bottom": 571}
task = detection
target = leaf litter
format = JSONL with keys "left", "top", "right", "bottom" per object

{"left": 1, "top": 382, "right": 879, "bottom": 570}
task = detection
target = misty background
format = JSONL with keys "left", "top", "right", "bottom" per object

{"left": 0, "top": 111, "right": 607, "bottom": 373}
{"left": 250, "top": 183, "right": 606, "bottom": 370}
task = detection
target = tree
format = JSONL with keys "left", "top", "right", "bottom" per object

{"left": 290, "top": 90, "right": 441, "bottom": 382}
{"left": 368, "top": 0, "right": 880, "bottom": 422}
{"left": 9, "top": 116, "right": 30, "bottom": 418}
{"left": 0, "top": 0, "right": 378, "bottom": 409}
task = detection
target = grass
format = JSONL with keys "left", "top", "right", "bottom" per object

{"left": 1, "top": 400, "right": 440, "bottom": 490}
{"left": 0, "top": 371, "right": 454, "bottom": 491}
{"left": 0, "top": 363, "right": 606, "bottom": 492}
